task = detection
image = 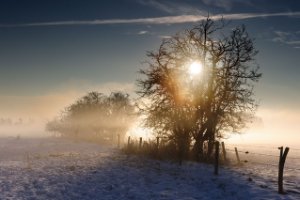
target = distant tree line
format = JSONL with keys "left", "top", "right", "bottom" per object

{"left": 46, "top": 91, "right": 136, "bottom": 143}
{"left": 0, "top": 118, "right": 13, "bottom": 126}
{"left": 0, "top": 117, "right": 34, "bottom": 126}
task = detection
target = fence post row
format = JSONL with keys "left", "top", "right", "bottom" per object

{"left": 278, "top": 146, "right": 289, "bottom": 194}
{"left": 123, "top": 139, "right": 293, "bottom": 196}
{"left": 214, "top": 141, "right": 220, "bottom": 175}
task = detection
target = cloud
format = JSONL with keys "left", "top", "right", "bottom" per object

{"left": 137, "top": 0, "right": 204, "bottom": 15}
{"left": 138, "top": 30, "right": 149, "bottom": 35}
{"left": 202, "top": 0, "right": 232, "bottom": 11}
{"left": 202, "top": 0, "right": 254, "bottom": 11}
{"left": 1, "top": 11, "right": 300, "bottom": 28}
{"left": 159, "top": 35, "right": 172, "bottom": 39}
{"left": 272, "top": 30, "right": 300, "bottom": 49}
{"left": 286, "top": 40, "right": 300, "bottom": 45}
{"left": 137, "top": 0, "right": 177, "bottom": 14}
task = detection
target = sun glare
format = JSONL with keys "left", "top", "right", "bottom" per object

{"left": 126, "top": 119, "right": 153, "bottom": 140}
{"left": 189, "top": 61, "right": 202, "bottom": 76}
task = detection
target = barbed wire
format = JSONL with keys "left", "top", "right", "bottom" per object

{"left": 289, "top": 148, "right": 300, "bottom": 151}
{"left": 225, "top": 149, "right": 235, "bottom": 152}
{"left": 223, "top": 152, "right": 300, "bottom": 171}
{"left": 249, "top": 162, "right": 300, "bottom": 171}
{"left": 228, "top": 157, "right": 300, "bottom": 171}
{"left": 285, "top": 167, "right": 300, "bottom": 171}
{"left": 225, "top": 144, "right": 279, "bottom": 149}
{"left": 223, "top": 145, "right": 300, "bottom": 172}
{"left": 246, "top": 152, "right": 279, "bottom": 158}
{"left": 287, "top": 156, "right": 300, "bottom": 160}
{"left": 225, "top": 149, "right": 280, "bottom": 158}
{"left": 225, "top": 144, "right": 300, "bottom": 153}
{"left": 225, "top": 145, "right": 300, "bottom": 160}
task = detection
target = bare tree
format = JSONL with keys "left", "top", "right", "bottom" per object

{"left": 137, "top": 17, "right": 261, "bottom": 161}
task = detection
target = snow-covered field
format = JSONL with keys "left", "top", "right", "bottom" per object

{"left": 225, "top": 144, "right": 300, "bottom": 196}
{"left": 0, "top": 137, "right": 298, "bottom": 200}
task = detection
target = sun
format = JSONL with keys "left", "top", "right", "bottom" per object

{"left": 188, "top": 61, "right": 202, "bottom": 76}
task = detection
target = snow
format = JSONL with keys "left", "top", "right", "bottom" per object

{"left": 224, "top": 144, "right": 300, "bottom": 195}
{"left": 0, "top": 137, "right": 298, "bottom": 199}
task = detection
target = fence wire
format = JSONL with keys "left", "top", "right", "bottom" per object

{"left": 224, "top": 145, "right": 300, "bottom": 171}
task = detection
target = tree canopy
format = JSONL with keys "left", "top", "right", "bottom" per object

{"left": 46, "top": 91, "right": 136, "bottom": 143}
{"left": 137, "top": 17, "right": 261, "bottom": 160}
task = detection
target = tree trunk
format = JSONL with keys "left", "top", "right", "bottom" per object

{"left": 207, "top": 139, "right": 214, "bottom": 159}
{"left": 193, "top": 137, "right": 204, "bottom": 161}
{"left": 177, "top": 132, "right": 190, "bottom": 163}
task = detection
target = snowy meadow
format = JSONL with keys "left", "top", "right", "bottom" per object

{"left": 0, "top": 137, "right": 299, "bottom": 200}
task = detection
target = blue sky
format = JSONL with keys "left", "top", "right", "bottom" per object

{"left": 0, "top": 0, "right": 299, "bottom": 144}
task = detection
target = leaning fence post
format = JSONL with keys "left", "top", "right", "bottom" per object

{"left": 235, "top": 147, "right": 240, "bottom": 164}
{"left": 278, "top": 146, "right": 289, "bottom": 194}
{"left": 221, "top": 142, "right": 227, "bottom": 162}
{"left": 214, "top": 141, "right": 220, "bottom": 175}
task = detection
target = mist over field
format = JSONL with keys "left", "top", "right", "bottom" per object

{"left": 0, "top": 0, "right": 300, "bottom": 199}
{"left": 1, "top": 97, "right": 300, "bottom": 148}
{"left": 0, "top": 82, "right": 136, "bottom": 138}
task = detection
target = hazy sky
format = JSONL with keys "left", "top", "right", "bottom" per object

{"left": 0, "top": 0, "right": 299, "bottom": 144}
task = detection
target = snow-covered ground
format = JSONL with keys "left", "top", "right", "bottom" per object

{"left": 0, "top": 137, "right": 298, "bottom": 200}
{"left": 224, "top": 144, "right": 300, "bottom": 196}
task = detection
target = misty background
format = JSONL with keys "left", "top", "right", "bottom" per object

{"left": 0, "top": 0, "right": 299, "bottom": 146}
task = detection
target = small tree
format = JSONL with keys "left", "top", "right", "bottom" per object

{"left": 137, "top": 17, "right": 261, "bottom": 161}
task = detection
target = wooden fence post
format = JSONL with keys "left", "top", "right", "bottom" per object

{"left": 26, "top": 152, "right": 31, "bottom": 169}
{"left": 221, "top": 142, "right": 227, "bottom": 162}
{"left": 127, "top": 136, "right": 131, "bottom": 148}
{"left": 117, "top": 134, "right": 120, "bottom": 148}
{"left": 214, "top": 141, "right": 220, "bottom": 175}
{"left": 156, "top": 137, "right": 160, "bottom": 157}
{"left": 235, "top": 147, "right": 240, "bottom": 164}
{"left": 139, "top": 137, "right": 143, "bottom": 150}
{"left": 278, "top": 146, "right": 289, "bottom": 194}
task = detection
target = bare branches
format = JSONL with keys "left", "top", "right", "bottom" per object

{"left": 136, "top": 16, "right": 261, "bottom": 160}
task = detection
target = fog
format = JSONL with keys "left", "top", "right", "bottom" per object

{"left": 227, "top": 107, "right": 300, "bottom": 147}
{"left": 0, "top": 119, "right": 50, "bottom": 138}
{"left": 0, "top": 84, "right": 299, "bottom": 148}
{"left": 0, "top": 82, "right": 135, "bottom": 138}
